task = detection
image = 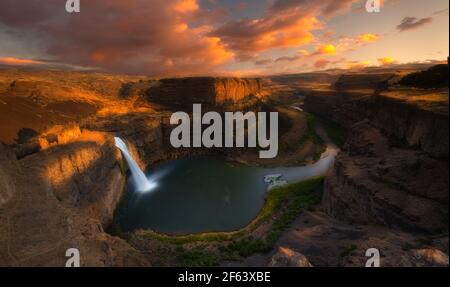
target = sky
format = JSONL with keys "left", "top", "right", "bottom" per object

{"left": 0, "top": 0, "right": 448, "bottom": 76}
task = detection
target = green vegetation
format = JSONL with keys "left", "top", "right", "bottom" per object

{"left": 339, "top": 244, "right": 357, "bottom": 258}
{"left": 178, "top": 248, "right": 220, "bottom": 267}
{"left": 224, "top": 178, "right": 323, "bottom": 257}
{"left": 134, "top": 177, "right": 324, "bottom": 266}
{"left": 399, "top": 64, "right": 449, "bottom": 89}
{"left": 322, "top": 119, "right": 347, "bottom": 148}
{"left": 299, "top": 113, "right": 324, "bottom": 146}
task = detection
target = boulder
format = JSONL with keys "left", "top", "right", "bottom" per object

{"left": 269, "top": 247, "right": 313, "bottom": 267}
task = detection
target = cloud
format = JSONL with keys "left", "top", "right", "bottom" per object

{"left": 397, "top": 17, "right": 433, "bottom": 31}
{"left": 345, "top": 60, "right": 370, "bottom": 69}
{"left": 210, "top": 15, "right": 319, "bottom": 60}
{"left": 333, "top": 33, "right": 381, "bottom": 53}
{"left": 315, "top": 44, "right": 337, "bottom": 55}
{"left": 269, "top": 0, "right": 359, "bottom": 17}
{"left": 0, "top": 0, "right": 233, "bottom": 76}
{"left": 0, "top": 57, "right": 44, "bottom": 66}
{"left": 378, "top": 57, "right": 395, "bottom": 65}
{"left": 254, "top": 59, "right": 273, "bottom": 66}
{"left": 275, "top": 55, "right": 301, "bottom": 62}
{"left": 358, "top": 33, "right": 379, "bottom": 43}
{"left": 314, "top": 59, "right": 331, "bottom": 69}
{"left": 210, "top": 0, "right": 362, "bottom": 61}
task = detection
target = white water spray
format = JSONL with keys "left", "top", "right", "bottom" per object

{"left": 114, "top": 137, "right": 155, "bottom": 193}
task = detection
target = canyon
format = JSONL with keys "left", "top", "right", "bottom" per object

{"left": 0, "top": 65, "right": 448, "bottom": 267}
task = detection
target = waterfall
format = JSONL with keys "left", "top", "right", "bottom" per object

{"left": 114, "top": 137, "right": 154, "bottom": 193}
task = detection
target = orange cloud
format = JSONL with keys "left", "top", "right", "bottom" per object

{"left": 212, "top": 15, "right": 320, "bottom": 60}
{"left": 173, "top": 0, "right": 199, "bottom": 13}
{"left": 89, "top": 52, "right": 106, "bottom": 64}
{"left": 314, "top": 59, "right": 331, "bottom": 69}
{"left": 0, "top": 0, "right": 235, "bottom": 76}
{"left": 316, "top": 44, "right": 337, "bottom": 55}
{"left": 378, "top": 57, "right": 395, "bottom": 65}
{"left": 298, "top": 49, "right": 310, "bottom": 56}
{"left": 0, "top": 57, "right": 43, "bottom": 65}
{"left": 346, "top": 60, "right": 371, "bottom": 69}
{"left": 358, "top": 33, "right": 379, "bottom": 43}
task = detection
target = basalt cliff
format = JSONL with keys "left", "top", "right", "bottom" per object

{"left": 304, "top": 73, "right": 449, "bottom": 234}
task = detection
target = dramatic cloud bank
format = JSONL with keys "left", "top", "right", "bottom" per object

{"left": 0, "top": 0, "right": 233, "bottom": 76}
{"left": 0, "top": 0, "right": 446, "bottom": 75}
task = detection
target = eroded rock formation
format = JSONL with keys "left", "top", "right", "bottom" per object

{"left": 269, "top": 247, "right": 313, "bottom": 267}
{"left": 147, "top": 77, "right": 264, "bottom": 106}
{"left": 304, "top": 78, "right": 449, "bottom": 234}
{"left": 323, "top": 122, "right": 448, "bottom": 233}
{"left": 0, "top": 125, "right": 150, "bottom": 266}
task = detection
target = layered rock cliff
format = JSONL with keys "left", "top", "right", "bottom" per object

{"left": 0, "top": 126, "right": 150, "bottom": 266}
{"left": 304, "top": 79, "right": 449, "bottom": 234}
{"left": 147, "top": 77, "right": 264, "bottom": 106}
{"left": 323, "top": 122, "right": 448, "bottom": 233}
{"left": 305, "top": 89, "right": 449, "bottom": 158}
{"left": 0, "top": 144, "right": 16, "bottom": 208}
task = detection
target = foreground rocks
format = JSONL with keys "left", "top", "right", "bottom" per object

{"left": 0, "top": 126, "right": 150, "bottom": 266}
{"left": 269, "top": 247, "right": 313, "bottom": 267}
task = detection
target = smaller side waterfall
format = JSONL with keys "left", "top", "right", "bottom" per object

{"left": 114, "top": 137, "right": 154, "bottom": 193}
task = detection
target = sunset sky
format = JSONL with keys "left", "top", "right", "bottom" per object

{"left": 0, "top": 0, "right": 448, "bottom": 76}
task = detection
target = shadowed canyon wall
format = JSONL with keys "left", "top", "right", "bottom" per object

{"left": 304, "top": 74, "right": 449, "bottom": 233}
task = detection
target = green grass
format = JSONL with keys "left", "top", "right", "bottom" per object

{"left": 178, "top": 249, "right": 220, "bottom": 267}
{"left": 223, "top": 177, "right": 324, "bottom": 257}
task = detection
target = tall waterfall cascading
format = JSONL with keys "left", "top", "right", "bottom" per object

{"left": 114, "top": 137, "right": 155, "bottom": 193}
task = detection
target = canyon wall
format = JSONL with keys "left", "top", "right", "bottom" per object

{"left": 0, "top": 126, "right": 150, "bottom": 266}
{"left": 305, "top": 86, "right": 449, "bottom": 233}
{"left": 0, "top": 144, "right": 16, "bottom": 208}
{"left": 305, "top": 91, "right": 449, "bottom": 158}
{"left": 147, "top": 77, "right": 263, "bottom": 106}
{"left": 322, "top": 122, "right": 448, "bottom": 233}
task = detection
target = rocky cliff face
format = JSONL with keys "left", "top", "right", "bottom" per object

{"left": 323, "top": 122, "right": 448, "bottom": 233}
{"left": 0, "top": 124, "right": 150, "bottom": 266}
{"left": 0, "top": 144, "right": 17, "bottom": 208}
{"left": 305, "top": 86, "right": 449, "bottom": 234}
{"left": 147, "top": 77, "right": 263, "bottom": 107}
{"left": 333, "top": 73, "right": 394, "bottom": 91}
{"left": 305, "top": 90, "right": 449, "bottom": 158}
